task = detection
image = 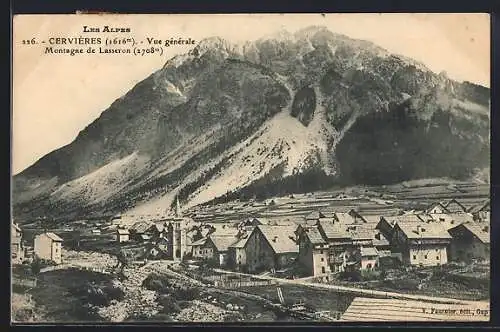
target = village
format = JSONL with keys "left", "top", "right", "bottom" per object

{"left": 11, "top": 185, "right": 491, "bottom": 322}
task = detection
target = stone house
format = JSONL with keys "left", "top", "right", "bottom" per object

{"left": 227, "top": 232, "right": 252, "bottom": 272}
{"left": 190, "top": 237, "right": 213, "bottom": 260}
{"left": 116, "top": 228, "right": 130, "bottom": 243}
{"left": 245, "top": 225, "right": 298, "bottom": 273}
{"left": 296, "top": 225, "right": 331, "bottom": 276}
{"left": 316, "top": 220, "right": 354, "bottom": 273}
{"left": 448, "top": 222, "right": 490, "bottom": 263}
{"left": 468, "top": 199, "right": 490, "bottom": 223}
{"left": 360, "top": 246, "right": 379, "bottom": 270}
{"left": 442, "top": 199, "right": 468, "bottom": 213}
{"left": 426, "top": 202, "right": 450, "bottom": 214}
{"left": 391, "top": 222, "right": 451, "bottom": 266}
{"left": 34, "top": 232, "right": 63, "bottom": 264}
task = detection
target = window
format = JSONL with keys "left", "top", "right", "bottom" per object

{"left": 436, "top": 256, "right": 439, "bottom": 260}
{"left": 320, "top": 257, "right": 324, "bottom": 262}
{"left": 413, "top": 255, "right": 417, "bottom": 260}
{"left": 424, "top": 255, "right": 428, "bottom": 259}
{"left": 321, "top": 266, "right": 326, "bottom": 273}
{"left": 320, "top": 250, "right": 323, "bottom": 254}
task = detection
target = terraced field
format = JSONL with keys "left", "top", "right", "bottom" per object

{"left": 188, "top": 179, "right": 489, "bottom": 223}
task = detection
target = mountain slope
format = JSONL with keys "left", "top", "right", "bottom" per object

{"left": 13, "top": 26, "right": 490, "bottom": 220}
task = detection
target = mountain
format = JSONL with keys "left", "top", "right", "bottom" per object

{"left": 12, "top": 26, "right": 490, "bottom": 220}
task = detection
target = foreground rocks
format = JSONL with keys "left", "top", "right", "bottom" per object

{"left": 174, "top": 300, "right": 242, "bottom": 322}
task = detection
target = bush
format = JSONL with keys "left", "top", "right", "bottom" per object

{"left": 71, "top": 283, "right": 125, "bottom": 307}
{"left": 338, "top": 270, "right": 362, "bottom": 282}
{"left": 142, "top": 273, "right": 200, "bottom": 301}
{"left": 157, "top": 294, "right": 181, "bottom": 314}
{"left": 361, "top": 269, "right": 381, "bottom": 281}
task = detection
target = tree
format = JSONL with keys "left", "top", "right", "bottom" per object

{"left": 30, "top": 257, "right": 41, "bottom": 276}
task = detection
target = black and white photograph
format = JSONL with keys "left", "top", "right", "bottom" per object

{"left": 11, "top": 13, "right": 491, "bottom": 323}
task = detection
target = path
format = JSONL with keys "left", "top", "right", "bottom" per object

{"left": 212, "top": 268, "right": 489, "bottom": 307}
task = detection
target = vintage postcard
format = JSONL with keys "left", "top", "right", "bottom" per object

{"left": 11, "top": 13, "right": 491, "bottom": 323}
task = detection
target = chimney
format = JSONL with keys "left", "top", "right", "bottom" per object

{"left": 273, "top": 236, "right": 278, "bottom": 242}
{"left": 483, "top": 226, "right": 489, "bottom": 232}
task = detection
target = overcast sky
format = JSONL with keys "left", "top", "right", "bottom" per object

{"left": 12, "top": 13, "right": 490, "bottom": 175}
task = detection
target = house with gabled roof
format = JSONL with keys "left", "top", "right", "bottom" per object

{"left": 34, "top": 232, "right": 64, "bottom": 264}
{"left": 208, "top": 235, "right": 238, "bottom": 267}
{"left": 435, "top": 213, "right": 474, "bottom": 231}
{"left": 376, "top": 214, "right": 422, "bottom": 241}
{"left": 425, "top": 201, "right": 450, "bottom": 214}
{"left": 296, "top": 225, "right": 331, "bottom": 276}
{"left": 305, "top": 210, "right": 327, "bottom": 221}
{"left": 442, "top": 198, "right": 468, "bottom": 213}
{"left": 245, "top": 225, "right": 298, "bottom": 273}
{"left": 448, "top": 222, "right": 490, "bottom": 263}
{"left": 190, "top": 234, "right": 239, "bottom": 267}
{"left": 468, "top": 199, "right": 490, "bottom": 223}
{"left": 333, "top": 209, "right": 367, "bottom": 225}
{"left": 190, "top": 237, "right": 212, "bottom": 260}
{"left": 391, "top": 222, "right": 451, "bottom": 266}
{"left": 227, "top": 231, "right": 253, "bottom": 272}
{"left": 360, "top": 246, "right": 379, "bottom": 270}
{"left": 236, "top": 217, "right": 263, "bottom": 231}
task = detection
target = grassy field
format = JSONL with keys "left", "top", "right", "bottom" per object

{"left": 239, "top": 284, "right": 356, "bottom": 317}
{"left": 12, "top": 267, "right": 121, "bottom": 323}
{"left": 189, "top": 180, "right": 489, "bottom": 223}
{"left": 325, "top": 266, "right": 490, "bottom": 302}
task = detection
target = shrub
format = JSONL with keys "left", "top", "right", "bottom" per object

{"left": 157, "top": 294, "right": 181, "bottom": 314}
{"left": 361, "top": 269, "right": 381, "bottom": 281}
{"left": 71, "top": 283, "right": 125, "bottom": 307}
{"left": 338, "top": 270, "right": 362, "bottom": 282}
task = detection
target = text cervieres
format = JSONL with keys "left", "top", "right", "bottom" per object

{"left": 48, "top": 37, "right": 102, "bottom": 45}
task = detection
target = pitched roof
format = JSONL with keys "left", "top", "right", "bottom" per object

{"left": 209, "top": 235, "right": 238, "bottom": 252}
{"left": 460, "top": 223, "right": 490, "bottom": 244}
{"left": 396, "top": 222, "right": 452, "bottom": 240}
{"left": 305, "top": 211, "right": 326, "bottom": 220}
{"left": 209, "top": 223, "right": 239, "bottom": 236}
{"left": 442, "top": 199, "right": 467, "bottom": 213}
{"left": 45, "top": 232, "right": 63, "bottom": 242}
{"left": 385, "top": 214, "right": 423, "bottom": 225}
{"left": 238, "top": 217, "right": 263, "bottom": 228}
{"left": 130, "top": 221, "right": 152, "bottom": 233}
{"left": 303, "top": 226, "right": 327, "bottom": 245}
{"left": 439, "top": 213, "right": 474, "bottom": 230}
{"left": 347, "top": 225, "right": 374, "bottom": 241}
{"left": 417, "top": 213, "right": 435, "bottom": 222}
{"left": 341, "top": 297, "right": 489, "bottom": 322}
{"left": 117, "top": 229, "right": 130, "bottom": 234}
{"left": 361, "top": 215, "right": 382, "bottom": 224}
{"left": 372, "top": 231, "right": 390, "bottom": 247}
{"left": 318, "top": 220, "right": 351, "bottom": 240}
{"left": 257, "top": 225, "right": 299, "bottom": 254}
{"left": 229, "top": 233, "right": 252, "bottom": 248}
{"left": 425, "top": 202, "right": 450, "bottom": 214}
{"left": 468, "top": 199, "right": 491, "bottom": 213}
{"left": 190, "top": 237, "right": 209, "bottom": 246}
{"left": 360, "top": 247, "right": 379, "bottom": 257}
{"left": 12, "top": 223, "right": 21, "bottom": 233}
